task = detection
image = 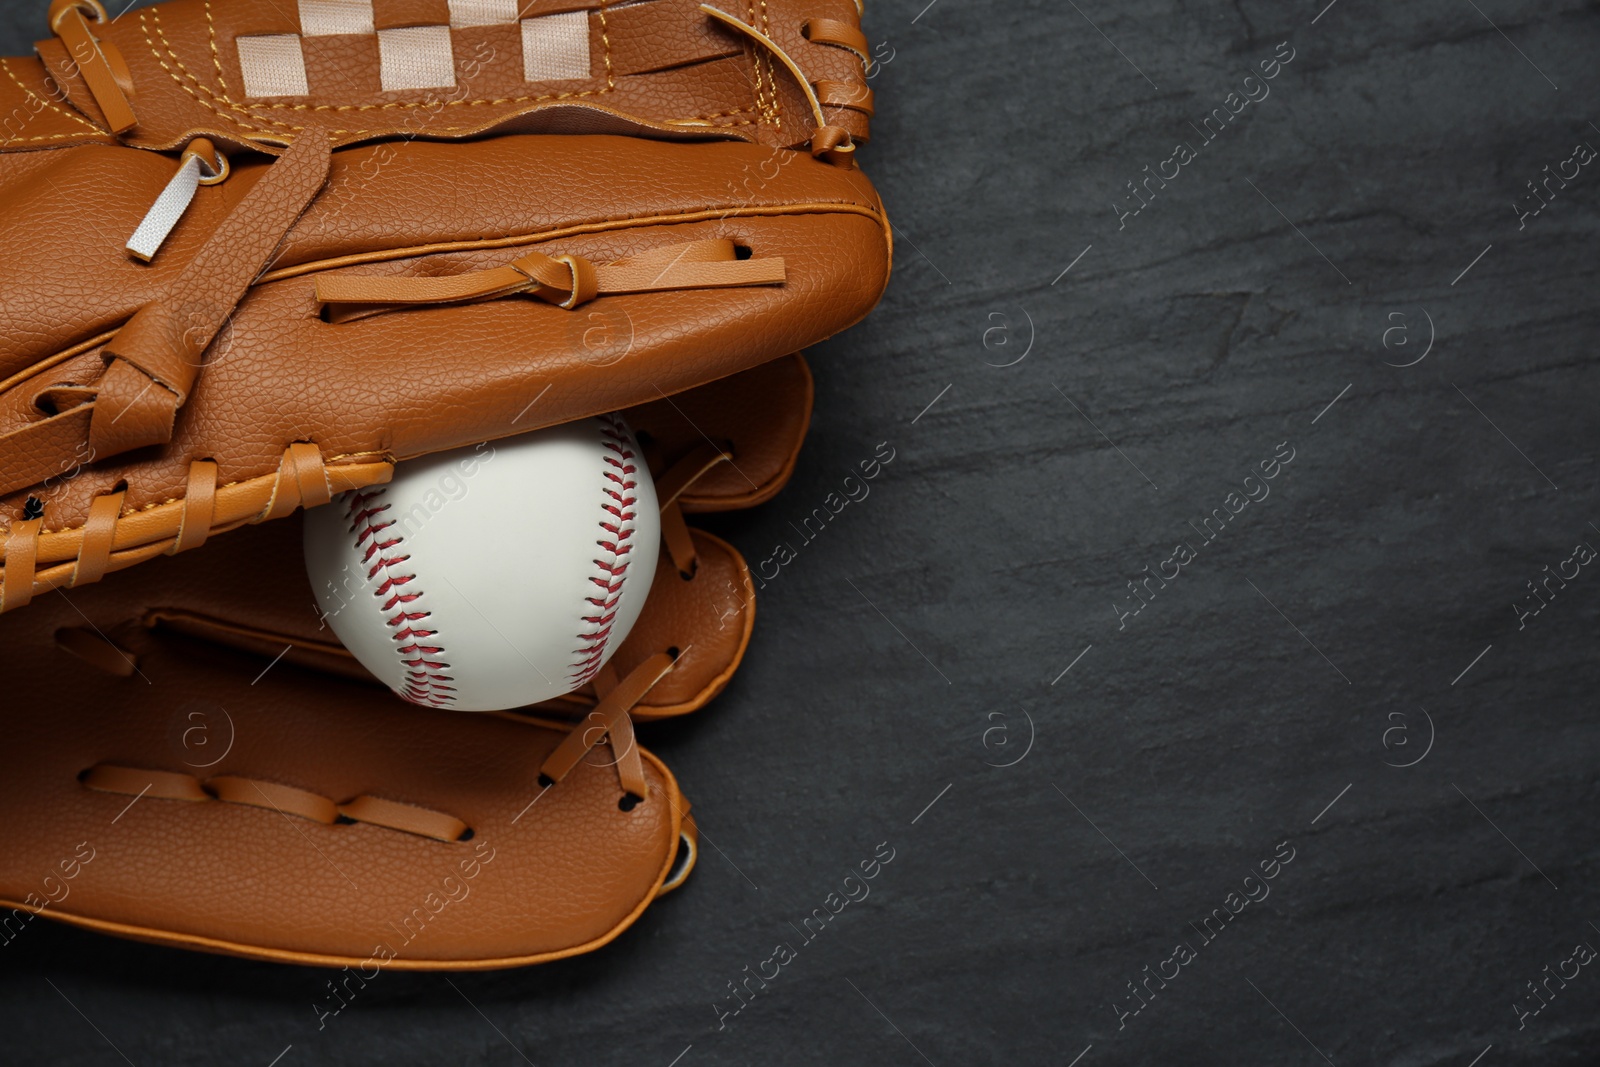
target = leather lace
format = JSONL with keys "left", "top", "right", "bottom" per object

{"left": 81, "top": 764, "right": 472, "bottom": 843}
{"left": 316, "top": 239, "right": 784, "bottom": 320}
{"left": 48, "top": 0, "right": 135, "bottom": 134}
{"left": 533, "top": 442, "right": 737, "bottom": 803}
{"left": 698, "top": 4, "right": 861, "bottom": 166}
{"left": 0, "top": 445, "right": 388, "bottom": 613}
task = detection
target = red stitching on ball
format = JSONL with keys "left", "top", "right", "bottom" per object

{"left": 344, "top": 487, "right": 456, "bottom": 708}
{"left": 570, "top": 415, "right": 639, "bottom": 686}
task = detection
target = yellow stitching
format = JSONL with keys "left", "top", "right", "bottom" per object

{"left": 689, "top": 105, "right": 759, "bottom": 120}
{"left": 758, "top": 0, "right": 780, "bottom": 127}
{"left": 0, "top": 57, "right": 101, "bottom": 133}
{"left": 173, "top": 6, "right": 290, "bottom": 132}
{"left": 0, "top": 130, "right": 103, "bottom": 142}
{"left": 598, "top": 1, "right": 615, "bottom": 90}
{"left": 205, "top": 0, "right": 232, "bottom": 97}
{"left": 742, "top": 0, "right": 768, "bottom": 125}
{"left": 142, "top": 9, "right": 272, "bottom": 134}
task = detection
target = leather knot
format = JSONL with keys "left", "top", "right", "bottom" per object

{"left": 810, "top": 126, "right": 856, "bottom": 167}
{"left": 553, "top": 254, "right": 600, "bottom": 309}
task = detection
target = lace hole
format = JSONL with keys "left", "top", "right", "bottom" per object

{"left": 537, "top": 772, "right": 555, "bottom": 789}
{"left": 618, "top": 793, "right": 643, "bottom": 812}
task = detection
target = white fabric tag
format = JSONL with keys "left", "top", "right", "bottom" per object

{"left": 127, "top": 155, "right": 207, "bottom": 263}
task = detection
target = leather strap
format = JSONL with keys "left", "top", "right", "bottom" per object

{"left": 699, "top": 4, "right": 857, "bottom": 165}
{"left": 171, "top": 459, "right": 217, "bottom": 554}
{"left": 1, "top": 519, "right": 42, "bottom": 613}
{"left": 660, "top": 500, "right": 699, "bottom": 578}
{"left": 540, "top": 651, "right": 675, "bottom": 800}
{"left": 0, "top": 405, "right": 95, "bottom": 499}
{"left": 804, "top": 18, "right": 869, "bottom": 60}
{"left": 48, "top": 0, "right": 136, "bottom": 134}
{"left": 652, "top": 442, "right": 733, "bottom": 576}
{"left": 83, "top": 764, "right": 209, "bottom": 802}
{"left": 209, "top": 776, "right": 340, "bottom": 824}
{"left": 338, "top": 795, "right": 469, "bottom": 843}
{"left": 654, "top": 441, "right": 734, "bottom": 508}
{"left": 82, "top": 763, "right": 471, "bottom": 842}
{"left": 316, "top": 239, "right": 785, "bottom": 318}
{"left": 591, "top": 660, "right": 623, "bottom": 701}
{"left": 0, "top": 452, "right": 392, "bottom": 614}
{"left": 69, "top": 489, "right": 125, "bottom": 587}
{"left": 817, "top": 80, "right": 874, "bottom": 115}
{"left": 261, "top": 442, "right": 333, "bottom": 521}
{"left": 90, "top": 132, "right": 334, "bottom": 460}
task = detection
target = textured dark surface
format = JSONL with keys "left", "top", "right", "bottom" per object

{"left": 4, "top": 0, "right": 1599, "bottom": 1064}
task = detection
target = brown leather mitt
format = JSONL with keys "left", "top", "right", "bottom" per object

{"left": 0, "top": 357, "right": 812, "bottom": 968}
{"left": 0, "top": 0, "right": 885, "bottom": 613}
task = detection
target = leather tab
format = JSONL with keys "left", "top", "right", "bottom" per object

{"left": 2, "top": 518, "right": 42, "bottom": 612}
{"left": 338, "top": 794, "right": 469, "bottom": 842}
{"left": 172, "top": 460, "right": 217, "bottom": 553}
{"left": 69, "top": 489, "right": 125, "bottom": 587}
{"left": 83, "top": 764, "right": 209, "bottom": 802}
{"left": 88, "top": 357, "right": 180, "bottom": 458}
{"left": 0, "top": 406, "right": 94, "bottom": 497}
{"left": 48, "top": 0, "right": 136, "bottom": 134}
{"left": 804, "top": 18, "right": 869, "bottom": 60}
{"left": 209, "top": 776, "right": 340, "bottom": 824}
{"left": 660, "top": 502, "right": 698, "bottom": 577}
{"left": 261, "top": 443, "right": 330, "bottom": 521}
{"left": 817, "top": 80, "right": 875, "bottom": 115}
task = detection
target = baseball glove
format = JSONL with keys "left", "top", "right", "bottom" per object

{"left": 0, "top": 357, "right": 813, "bottom": 967}
{"left": 0, "top": 0, "right": 886, "bottom": 613}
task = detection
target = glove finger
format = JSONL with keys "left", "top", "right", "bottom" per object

{"left": 0, "top": 138, "right": 887, "bottom": 610}
{"left": 6, "top": 561, "right": 695, "bottom": 969}
{"left": 625, "top": 351, "right": 814, "bottom": 512}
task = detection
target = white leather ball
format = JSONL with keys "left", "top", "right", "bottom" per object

{"left": 303, "top": 415, "right": 659, "bottom": 711}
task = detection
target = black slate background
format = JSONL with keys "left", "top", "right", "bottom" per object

{"left": 3, "top": 0, "right": 1599, "bottom": 1064}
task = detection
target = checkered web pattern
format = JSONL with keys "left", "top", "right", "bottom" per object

{"left": 237, "top": 0, "right": 592, "bottom": 97}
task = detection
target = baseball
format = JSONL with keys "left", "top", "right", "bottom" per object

{"left": 303, "top": 415, "right": 659, "bottom": 712}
